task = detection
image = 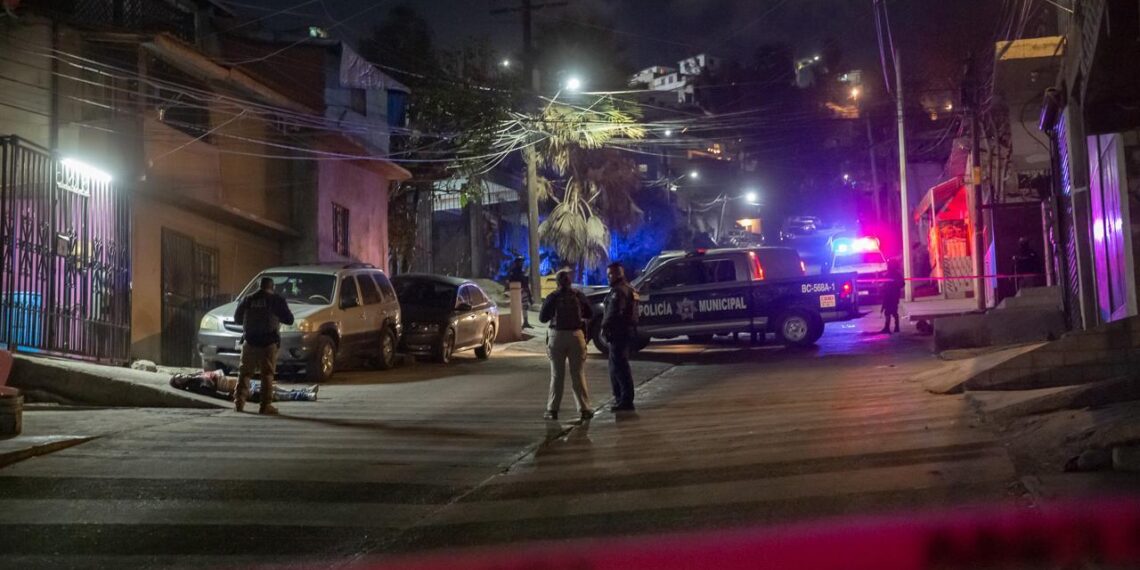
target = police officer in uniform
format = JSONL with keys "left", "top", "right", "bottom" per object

{"left": 233, "top": 277, "right": 295, "bottom": 415}
{"left": 538, "top": 270, "right": 593, "bottom": 421}
{"left": 506, "top": 256, "right": 532, "bottom": 328}
{"left": 603, "top": 262, "right": 638, "bottom": 412}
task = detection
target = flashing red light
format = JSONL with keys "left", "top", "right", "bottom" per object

{"left": 840, "top": 281, "right": 854, "bottom": 298}
{"left": 833, "top": 237, "right": 881, "bottom": 254}
{"left": 749, "top": 252, "right": 765, "bottom": 280}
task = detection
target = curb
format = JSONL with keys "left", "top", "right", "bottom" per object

{"left": 11, "top": 354, "right": 226, "bottom": 409}
{"left": 0, "top": 435, "right": 96, "bottom": 469}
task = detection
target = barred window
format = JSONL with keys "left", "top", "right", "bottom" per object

{"left": 333, "top": 203, "right": 350, "bottom": 256}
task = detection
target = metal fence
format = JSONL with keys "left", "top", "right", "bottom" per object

{"left": 0, "top": 136, "right": 131, "bottom": 363}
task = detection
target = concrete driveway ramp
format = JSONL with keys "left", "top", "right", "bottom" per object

{"left": 967, "top": 375, "right": 1140, "bottom": 421}
{"left": 930, "top": 315, "right": 1140, "bottom": 394}
{"left": 8, "top": 354, "right": 226, "bottom": 409}
{"left": 921, "top": 343, "right": 1045, "bottom": 394}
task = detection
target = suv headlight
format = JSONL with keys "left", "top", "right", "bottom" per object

{"left": 200, "top": 314, "right": 222, "bottom": 331}
{"left": 281, "top": 319, "right": 315, "bottom": 333}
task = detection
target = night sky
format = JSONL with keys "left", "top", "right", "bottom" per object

{"left": 230, "top": 0, "right": 1017, "bottom": 89}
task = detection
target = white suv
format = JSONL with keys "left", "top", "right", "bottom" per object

{"left": 197, "top": 264, "right": 402, "bottom": 382}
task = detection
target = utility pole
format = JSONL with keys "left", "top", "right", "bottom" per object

{"left": 895, "top": 49, "right": 913, "bottom": 301}
{"left": 966, "top": 54, "right": 986, "bottom": 311}
{"left": 866, "top": 116, "right": 881, "bottom": 223}
{"left": 716, "top": 194, "right": 728, "bottom": 243}
{"left": 492, "top": 0, "right": 567, "bottom": 297}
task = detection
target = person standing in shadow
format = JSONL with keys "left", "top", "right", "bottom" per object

{"left": 879, "top": 260, "right": 904, "bottom": 334}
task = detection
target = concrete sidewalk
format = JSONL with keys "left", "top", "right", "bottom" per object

{"left": 10, "top": 354, "right": 225, "bottom": 409}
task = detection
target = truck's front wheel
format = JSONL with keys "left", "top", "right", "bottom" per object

{"left": 775, "top": 310, "right": 821, "bottom": 347}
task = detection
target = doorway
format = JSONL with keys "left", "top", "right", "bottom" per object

{"left": 160, "top": 229, "right": 219, "bottom": 366}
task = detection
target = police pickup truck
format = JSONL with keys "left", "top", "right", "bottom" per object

{"left": 587, "top": 248, "right": 860, "bottom": 352}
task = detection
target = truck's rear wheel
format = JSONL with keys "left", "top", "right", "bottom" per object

{"left": 776, "top": 310, "right": 820, "bottom": 347}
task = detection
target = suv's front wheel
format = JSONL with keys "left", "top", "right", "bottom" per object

{"left": 307, "top": 336, "right": 336, "bottom": 382}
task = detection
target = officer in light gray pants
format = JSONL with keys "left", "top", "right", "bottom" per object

{"left": 539, "top": 270, "right": 594, "bottom": 421}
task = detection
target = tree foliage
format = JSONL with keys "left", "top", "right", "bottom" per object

{"left": 359, "top": 3, "right": 518, "bottom": 271}
{"left": 523, "top": 98, "right": 645, "bottom": 271}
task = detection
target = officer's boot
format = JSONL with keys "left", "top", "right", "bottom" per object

{"left": 259, "top": 376, "right": 278, "bottom": 415}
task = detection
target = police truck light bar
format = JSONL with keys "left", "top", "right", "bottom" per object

{"left": 833, "top": 237, "right": 881, "bottom": 254}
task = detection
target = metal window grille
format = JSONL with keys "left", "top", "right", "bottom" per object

{"left": 0, "top": 136, "right": 131, "bottom": 362}
{"left": 333, "top": 203, "right": 350, "bottom": 256}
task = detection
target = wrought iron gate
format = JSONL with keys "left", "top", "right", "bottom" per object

{"left": 160, "top": 229, "right": 219, "bottom": 366}
{"left": 0, "top": 136, "right": 131, "bottom": 362}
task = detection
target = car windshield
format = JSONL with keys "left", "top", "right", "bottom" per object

{"left": 239, "top": 272, "right": 337, "bottom": 304}
{"left": 392, "top": 278, "right": 457, "bottom": 308}
{"left": 834, "top": 252, "right": 886, "bottom": 266}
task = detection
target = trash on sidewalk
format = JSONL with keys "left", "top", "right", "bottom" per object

{"left": 130, "top": 359, "right": 159, "bottom": 372}
{"left": 1, "top": 386, "right": 22, "bottom": 436}
{"left": 170, "top": 370, "right": 318, "bottom": 403}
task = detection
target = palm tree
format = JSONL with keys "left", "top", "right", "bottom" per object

{"left": 522, "top": 97, "right": 646, "bottom": 273}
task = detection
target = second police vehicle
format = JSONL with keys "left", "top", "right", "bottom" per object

{"left": 824, "top": 236, "right": 889, "bottom": 302}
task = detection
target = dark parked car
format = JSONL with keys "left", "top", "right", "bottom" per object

{"left": 391, "top": 274, "right": 499, "bottom": 363}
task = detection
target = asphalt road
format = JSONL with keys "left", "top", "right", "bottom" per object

{"left": 0, "top": 314, "right": 1020, "bottom": 569}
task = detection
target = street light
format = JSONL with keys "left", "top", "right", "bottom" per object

{"left": 689, "top": 170, "right": 699, "bottom": 180}
{"left": 850, "top": 86, "right": 860, "bottom": 100}
{"left": 843, "top": 173, "right": 851, "bottom": 182}
{"left": 745, "top": 190, "right": 759, "bottom": 204}
{"left": 564, "top": 76, "right": 583, "bottom": 92}
{"left": 501, "top": 58, "right": 511, "bottom": 68}
{"left": 60, "top": 157, "right": 111, "bottom": 183}
{"left": 663, "top": 129, "right": 673, "bottom": 137}
{"left": 813, "top": 55, "right": 821, "bottom": 62}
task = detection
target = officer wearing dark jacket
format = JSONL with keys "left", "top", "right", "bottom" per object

{"left": 602, "top": 262, "right": 638, "bottom": 411}
{"left": 506, "top": 256, "right": 532, "bottom": 327}
{"left": 538, "top": 270, "right": 594, "bottom": 421}
{"left": 233, "top": 277, "right": 294, "bottom": 414}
